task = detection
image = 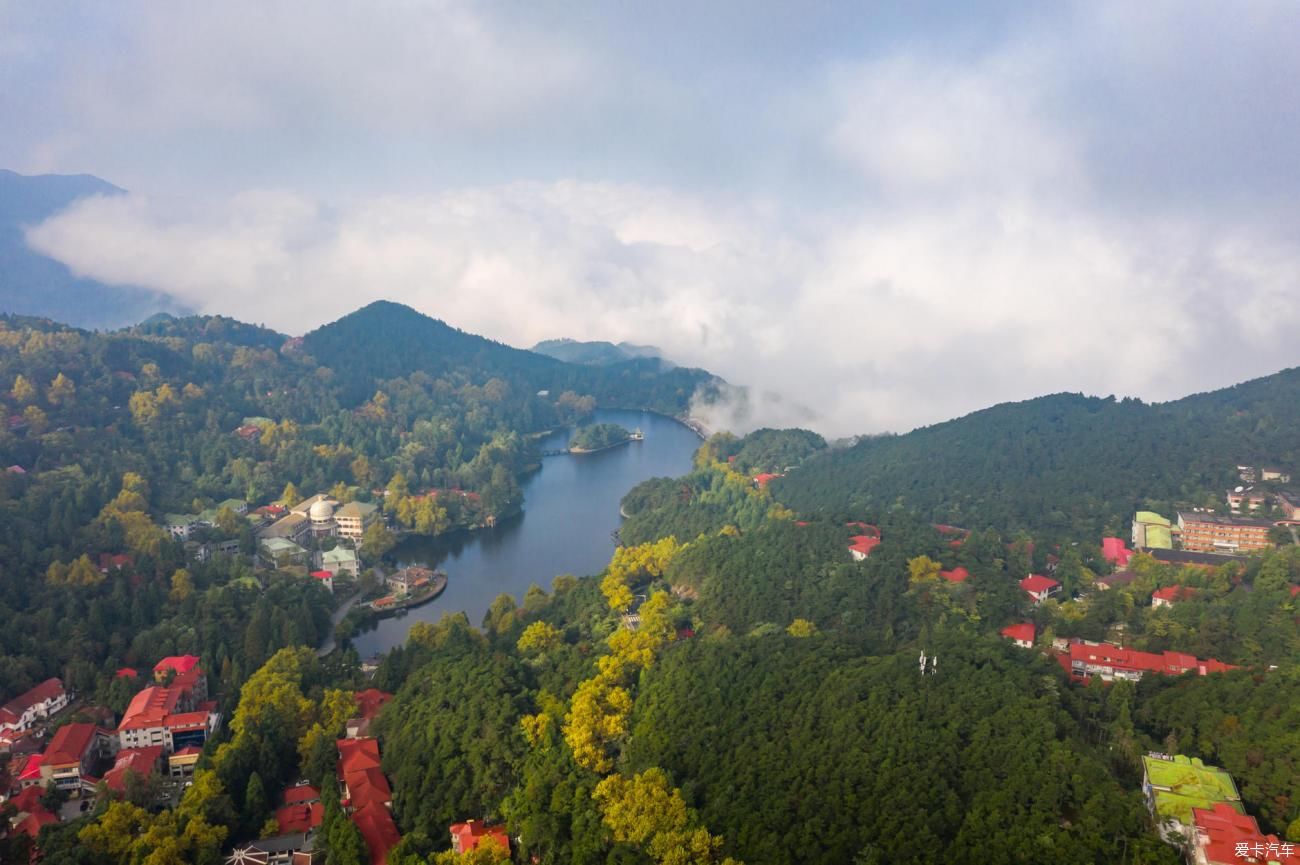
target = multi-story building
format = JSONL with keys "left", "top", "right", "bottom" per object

{"left": 1177, "top": 512, "right": 1273, "bottom": 553}
{"left": 1225, "top": 487, "right": 1268, "bottom": 513}
{"left": 1066, "top": 641, "right": 1235, "bottom": 683}
{"left": 1276, "top": 492, "right": 1300, "bottom": 524}
{"left": 1261, "top": 467, "right": 1291, "bottom": 483}
{"left": 1132, "top": 511, "right": 1174, "bottom": 549}
{"left": 40, "top": 722, "right": 114, "bottom": 794}
{"left": 117, "top": 668, "right": 219, "bottom": 754}
{"left": 1142, "top": 754, "right": 1242, "bottom": 842}
{"left": 335, "top": 502, "right": 379, "bottom": 542}
{"left": 0, "top": 678, "right": 69, "bottom": 739}
{"left": 260, "top": 512, "right": 311, "bottom": 545}
{"left": 1191, "top": 802, "right": 1300, "bottom": 865}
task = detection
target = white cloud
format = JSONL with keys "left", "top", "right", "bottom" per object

{"left": 15, "top": 2, "right": 1300, "bottom": 437}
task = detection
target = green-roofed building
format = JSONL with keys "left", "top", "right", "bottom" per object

{"left": 1132, "top": 510, "right": 1175, "bottom": 550}
{"left": 317, "top": 546, "right": 360, "bottom": 577}
{"left": 259, "top": 536, "right": 310, "bottom": 567}
{"left": 1141, "top": 753, "right": 1242, "bottom": 840}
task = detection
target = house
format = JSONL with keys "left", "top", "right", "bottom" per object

{"left": 154, "top": 655, "right": 201, "bottom": 683}
{"left": 1000, "top": 623, "right": 1036, "bottom": 649}
{"left": 309, "top": 570, "right": 334, "bottom": 594}
{"left": 386, "top": 566, "right": 435, "bottom": 596}
{"left": 450, "top": 820, "right": 511, "bottom": 855}
{"left": 1094, "top": 570, "right": 1136, "bottom": 591}
{"left": 346, "top": 690, "right": 393, "bottom": 739}
{"left": 1177, "top": 512, "right": 1273, "bottom": 554}
{"left": 163, "top": 514, "right": 199, "bottom": 541}
{"left": 1261, "top": 467, "right": 1291, "bottom": 483}
{"left": 1226, "top": 487, "right": 1269, "bottom": 513}
{"left": 1020, "top": 574, "right": 1060, "bottom": 604}
{"left": 11, "top": 753, "right": 44, "bottom": 789}
{"left": 334, "top": 502, "right": 379, "bottom": 542}
{"left": 752, "top": 473, "right": 782, "bottom": 488}
{"left": 41, "top": 722, "right": 114, "bottom": 794}
{"left": 1141, "top": 753, "right": 1242, "bottom": 842}
{"left": 8, "top": 785, "right": 58, "bottom": 842}
{"left": 1276, "top": 492, "right": 1300, "bottom": 523}
{"left": 1066, "top": 641, "right": 1235, "bottom": 683}
{"left": 939, "top": 567, "right": 970, "bottom": 584}
{"left": 228, "top": 833, "right": 319, "bottom": 865}
{"left": 848, "top": 535, "right": 880, "bottom": 561}
{"left": 1101, "top": 537, "right": 1133, "bottom": 567}
{"left": 1152, "top": 585, "right": 1197, "bottom": 609}
{"left": 102, "top": 745, "right": 164, "bottom": 796}
{"left": 261, "top": 537, "right": 310, "bottom": 567}
{"left": 317, "top": 546, "right": 360, "bottom": 578}
{"left": 1191, "top": 801, "right": 1300, "bottom": 865}
{"left": 259, "top": 512, "right": 311, "bottom": 545}
{"left": 337, "top": 738, "right": 399, "bottom": 865}
{"left": 0, "top": 678, "right": 69, "bottom": 737}
{"left": 98, "top": 553, "right": 134, "bottom": 573}
{"left": 1132, "top": 511, "right": 1174, "bottom": 550}
{"left": 274, "top": 784, "right": 324, "bottom": 835}
{"left": 168, "top": 745, "right": 203, "bottom": 779}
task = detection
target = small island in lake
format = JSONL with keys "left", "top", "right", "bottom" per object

{"left": 569, "top": 422, "right": 633, "bottom": 453}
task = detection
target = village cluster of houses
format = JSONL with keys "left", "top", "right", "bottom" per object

{"left": 1, "top": 657, "right": 223, "bottom": 844}
{"left": 228, "top": 688, "right": 508, "bottom": 865}
{"left": 1140, "top": 752, "right": 1298, "bottom": 864}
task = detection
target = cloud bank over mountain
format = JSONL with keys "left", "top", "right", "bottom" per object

{"left": 9, "top": 2, "right": 1300, "bottom": 435}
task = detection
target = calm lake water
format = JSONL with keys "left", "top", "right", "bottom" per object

{"left": 349, "top": 409, "right": 701, "bottom": 657}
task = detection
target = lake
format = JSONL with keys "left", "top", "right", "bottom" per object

{"left": 348, "top": 409, "right": 701, "bottom": 657}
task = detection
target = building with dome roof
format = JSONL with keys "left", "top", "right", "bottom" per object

{"left": 308, "top": 498, "right": 336, "bottom": 538}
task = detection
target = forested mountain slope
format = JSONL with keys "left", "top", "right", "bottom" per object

{"left": 0, "top": 169, "right": 191, "bottom": 328}
{"left": 774, "top": 368, "right": 1300, "bottom": 538}
{"left": 304, "top": 301, "right": 717, "bottom": 410}
{"left": 531, "top": 338, "right": 663, "bottom": 366}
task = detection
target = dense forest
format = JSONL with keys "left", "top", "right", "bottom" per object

{"left": 775, "top": 372, "right": 1300, "bottom": 539}
{"left": 569, "top": 424, "right": 631, "bottom": 452}
{"left": 5, "top": 326, "right": 1300, "bottom": 864}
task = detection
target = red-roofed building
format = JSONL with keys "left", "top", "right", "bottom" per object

{"left": 283, "top": 783, "right": 320, "bottom": 806}
{"left": 353, "top": 803, "right": 401, "bottom": 865}
{"left": 345, "top": 690, "right": 392, "bottom": 739}
{"left": 848, "top": 535, "right": 880, "bottom": 561}
{"left": 103, "top": 745, "right": 163, "bottom": 795}
{"left": 1065, "top": 640, "right": 1237, "bottom": 683}
{"left": 1192, "top": 802, "right": 1300, "bottom": 864}
{"left": 41, "top": 722, "right": 112, "bottom": 792}
{"left": 14, "top": 753, "right": 44, "bottom": 788}
{"left": 117, "top": 679, "right": 219, "bottom": 753}
{"left": 1152, "top": 585, "right": 1197, "bottom": 608}
{"left": 1101, "top": 537, "right": 1133, "bottom": 567}
{"left": 114, "top": 667, "right": 138, "bottom": 680}
{"left": 450, "top": 820, "right": 511, "bottom": 855}
{"left": 152, "top": 655, "right": 201, "bottom": 682}
{"left": 1000, "top": 623, "right": 1036, "bottom": 648}
{"left": 309, "top": 570, "right": 335, "bottom": 594}
{"left": 752, "top": 473, "right": 782, "bottom": 488}
{"left": 0, "top": 678, "right": 69, "bottom": 737}
{"left": 274, "top": 800, "right": 325, "bottom": 835}
{"left": 939, "top": 567, "right": 970, "bottom": 584}
{"left": 1020, "top": 574, "right": 1061, "bottom": 604}
{"left": 98, "top": 553, "right": 134, "bottom": 574}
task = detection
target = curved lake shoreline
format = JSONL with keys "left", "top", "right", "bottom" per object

{"left": 348, "top": 409, "right": 701, "bottom": 657}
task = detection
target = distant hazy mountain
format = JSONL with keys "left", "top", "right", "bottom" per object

{"left": 0, "top": 169, "right": 190, "bottom": 329}
{"left": 531, "top": 337, "right": 665, "bottom": 366}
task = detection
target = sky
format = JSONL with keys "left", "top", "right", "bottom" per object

{"left": 4, "top": 1, "right": 1300, "bottom": 436}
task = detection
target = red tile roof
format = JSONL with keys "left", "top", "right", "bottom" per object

{"left": 275, "top": 801, "right": 325, "bottom": 834}
{"left": 352, "top": 803, "right": 401, "bottom": 865}
{"left": 153, "top": 655, "right": 201, "bottom": 676}
{"left": 98, "top": 553, "right": 134, "bottom": 572}
{"left": 752, "top": 473, "right": 782, "bottom": 487}
{"left": 310, "top": 570, "right": 334, "bottom": 580}
{"left": 339, "top": 738, "right": 390, "bottom": 811}
{"left": 115, "top": 667, "right": 138, "bottom": 679}
{"left": 1152, "top": 585, "right": 1197, "bottom": 604}
{"left": 1020, "top": 574, "right": 1060, "bottom": 595}
{"left": 16, "top": 808, "right": 57, "bottom": 838}
{"left": 450, "top": 820, "right": 510, "bottom": 854}
{"left": 44, "top": 722, "right": 100, "bottom": 767}
{"left": 283, "top": 784, "right": 320, "bottom": 806}
{"left": 119, "top": 686, "right": 181, "bottom": 730}
{"left": 9, "top": 785, "right": 45, "bottom": 814}
{"left": 1000, "top": 623, "right": 1036, "bottom": 644}
{"left": 1193, "top": 802, "right": 1300, "bottom": 865}
{"left": 1101, "top": 537, "right": 1133, "bottom": 566}
{"left": 1, "top": 678, "right": 65, "bottom": 722}
{"left": 353, "top": 689, "right": 393, "bottom": 721}
{"left": 103, "top": 746, "right": 164, "bottom": 794}
{"left": 939, "top": 567, "right": 970, "bottom": 583}
{"left": 848, "top": 535, "right": 880, "bottom": 557}
{"left": 1066, "top": 641, "right": 1237, "bottom": 678}
{"left": 16, "top": 753, "right": 43, "bottom": 782}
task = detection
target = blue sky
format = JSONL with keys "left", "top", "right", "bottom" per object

{"left": 4, "top": 1, "right": 1299, "bottom": 434}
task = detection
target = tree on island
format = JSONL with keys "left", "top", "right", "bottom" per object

{"left": 569, "top": 423, "right": 632, "bottom": 452}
